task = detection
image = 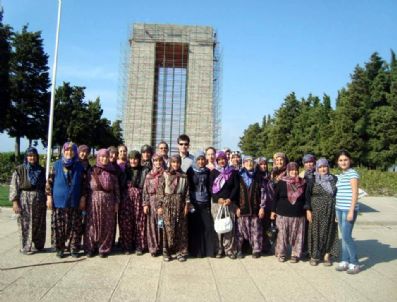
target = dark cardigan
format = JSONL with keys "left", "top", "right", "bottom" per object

{"left": 238, "top": 175, "right": 262, "bottom": 216}
{"left": 209, "top": 169, "right": 240, "bottom": 205}
{"left": 271, "top": 180, "right": 306, "bottom": 217}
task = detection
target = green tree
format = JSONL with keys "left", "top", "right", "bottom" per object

{"left": 7, "top": 25, "right": 50, "bottom": 159}
{"left": 239, "top": 122, "right": 261, "bottom": 156}
{"left": 0, "top": 8, "right": 12, "bottom": 132}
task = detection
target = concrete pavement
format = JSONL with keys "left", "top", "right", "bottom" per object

{"left": 0, "top": 196, "right": 396, "bottom": 302}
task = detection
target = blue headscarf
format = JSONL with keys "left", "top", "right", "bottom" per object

{"left": 23, "top": 147, "right": 42, "bottom": 186}
{"left": 62, "top": 142, "right": 78, "bottom": 168}
{"left": 240, "top": 156, "right": 254, "bottom": 187}
{"left": 193, "top": 150, "right": 206, "bottom": 173}
{"left": 315, "top": 158, "right": 336, "bottom": 196}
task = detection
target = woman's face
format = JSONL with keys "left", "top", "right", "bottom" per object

{"left": 27, "top": 153, "right": 38, "bottom": 165}
{"left": 338, "top": 155, "right": 351, "bottom": 170}
{"left": 64, "top": 148, "right": 74, "bottom": 159}
{"left": 217, "top": 157, "right": 226, "bottom": 168}
{"left": 259, "top": 162, "right": 267, "bottom": 172}
{"left": 206, "top": 149, "right": 215, "bottom": 163}
{"left": 244, "top": 159, "right": 254, "bottom": 171}
{"left": 79, "top": 150, "right": 88, "bottom": 161}
{"left": 109, "top": 151, "right": 118, "bottom": 163}
{"left": 118, "top": 147, "right": 127, "bottom": 160}
{"left": 288, "top": 169, "right": 298, "bottom": 178}
{"left": 231, "top": 155, "right": 240, "bottom": 166}
{"left": 129, "top": 157, "right": 140, "bottom": 167}
{"left": 318, "top": 165, "right": 329, "bottom": 175}
{"left": 304, "top": 161, "right": 314, "bottom": 171}
{"left": 275, "top": 157, "right": 284, "bottom": 168}
{"left": 196, "top": 157, "right": 206, "bottom": 168}
{"left": 142, "top": 151, "right": 152, "bottom": 161}
{"left": 171, "top": 160, "right": 181, "bottom": 171}
{"left": 99, "top": 154, "right": 109, "bottom": 165}
{"left": 153, "top": 158, "right": 163, "bottom": 169}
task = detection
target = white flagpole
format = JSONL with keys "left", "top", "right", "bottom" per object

{"left": 46, "top": 0, "right": 62, "bottom": 179}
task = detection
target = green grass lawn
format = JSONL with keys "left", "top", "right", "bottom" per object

{"left": 0, "top": 185, "right": 11, "bottom": 207}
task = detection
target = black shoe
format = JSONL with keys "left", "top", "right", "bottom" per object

{"left": 216, "top": 252, "right": 224, "bottom": 259}
{"left": 151, "top": 252, "right": 157, "bottom": 257}
{"left": 236, "top": 251, "right": 244, "bottom": 259}
{"left": 71, "top": 251, "right": 80, "bottom": 258}
{"left": 177, "top": 255, "right": 187, "bottom": 262}
{"left": 56, "top": 250, "right": 64, "bottom": 258}
{"left": 228, "top": 254, "right": 236, "bottom": 260}
{"left": 99, "top": 253, "right": 108, "bottom": 258}
{"left": 86, "top": 251, "right": 95, "bottom": 258}
{"left": 252, "top": 252, "right": 261, "bottom": 259}
{"left": 136, "top": 249, "right": 143, "bottom": 256}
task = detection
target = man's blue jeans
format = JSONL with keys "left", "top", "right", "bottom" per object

{"left": 336, "top": 209, "right": 358, "bottom": 265}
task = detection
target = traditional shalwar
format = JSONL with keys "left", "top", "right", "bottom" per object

{"left": 236, "top": 168, "right": 263, "bottom": 254}
{"left": 143, "top": 167, "right": 164, "bottom": 255}
{"left": 10, "top": 160, "right": 46, "bottom": 253}
{"left": 46, "top": 144, "right": 86, "bottom": 254}
{"left": 272, "top": 163, "right": 306, "bottom": 259}
{"left": 209, "top": 151, "right": 239, "bottom": 258}
{"left": 85, "top": 157, "right": 120, "bottom": 255}
{"left": 158, "top": 170, "right": 190, "bottom": 258}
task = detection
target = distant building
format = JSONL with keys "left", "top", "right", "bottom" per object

{"left": 122, "top": 24, "right": 221, "bottom": 154}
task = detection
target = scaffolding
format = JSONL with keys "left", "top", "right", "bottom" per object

{"left": 122, "top": 24, "right": 222, "bottom": 154}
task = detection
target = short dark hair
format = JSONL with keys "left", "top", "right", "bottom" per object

{"left": 157, "top": 141, "right": 169, "bottom": 149}
{"left": 205, "top": 146, "right": 216, "bottom": 153}
{"left": 177, "top": 134, "right": 190, "bottom": 144}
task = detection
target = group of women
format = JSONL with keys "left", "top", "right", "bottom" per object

{"left": 10, "top": 141, "right": 361, "bottom": 274}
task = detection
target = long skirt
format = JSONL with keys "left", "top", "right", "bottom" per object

{"left": 188, "top": 203, "right": 216, "bottom": 257}
{"left": 52, "top": 207, "right": 82, "bottom": 252}
{"left": 131, "top": 187, "right": 146, "bottom": 251}
{"left": 146, "top": 196, "right": 163, "bottom": 254}
{"left": 275, "top": 215, "right": 305, "bottom": 258}
{"left": 84, "top": 191, "right": 116, "bottom": 254}
{"left": 162, "top": 194, "right": 188, "bottom": 257}
{"left": 308, "top": 187, "right": 339, "bottom": 260}
{"left": 237, "top": 216, "right": 263, "bottom": 254}
{"left": 118, "top": 190, "right": 134, "bottom": 252}
{"left": 211, "top": 203, "right": 237, "bottom": 256}
{"left": 18, "top": 191, "right": 46, "bottom": 252}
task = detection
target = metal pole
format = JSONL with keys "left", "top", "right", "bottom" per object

{"left": 45, "top": 0, "right": 62, "bottom": 179}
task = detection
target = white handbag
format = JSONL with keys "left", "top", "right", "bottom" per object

{"left": 214, "top": 205, "right": 233, "bottom": 234}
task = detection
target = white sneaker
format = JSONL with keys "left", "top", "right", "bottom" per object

{"left": 335, "top": 261, "right": 349, "bottom": 271}
{"left": 347, "top": 264, "right": 360, "bottom": 274}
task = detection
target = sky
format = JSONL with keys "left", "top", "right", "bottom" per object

{"left": 1, "top": 0, "right": 397, "bottom": 152}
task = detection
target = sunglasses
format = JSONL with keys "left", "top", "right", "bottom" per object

{"left": 179, "top": 143, "right": 189, "bottom": 146}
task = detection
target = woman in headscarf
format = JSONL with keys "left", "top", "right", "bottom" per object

{"left": 186, "top": 150, "right": 215, "bottom": 258}
{"left": 157, "top": 155, "right": 190, "bottom": 262}
{"left": 236, "top": 156, "right": 263, "bottom": 258}
{"left": 271, "top": 152, "right": 288, "bottom": 183}
{"left": 205, "top": 146, "right": 217, "bottom": 171}
{"left": 78, "top": 145, "right": 91, "bottom": 173}
{"left": 84, "top": 149, "right": 120, "bottom": 258}
{"left": 271, "top": 162, "right": 306, "bottom": 263}
{"left": 120, "top": 150, "right": 149, "bottom": 255}
{"left": 255, "top": 157, "right": 274, "bottom": 254}
{"left": 230, "top": 151, "right": 242, "bottom": 171}
{"left": 143, "top": 153, "right": 165, "bottom": 257}
{"left": 141, "top": 144, "right": 154, "bottom": 170}
{"left": 117, "top": 144, "right": 128, "bottom": 173}
{"left": 10, "top": 147, "right": 46, "bottom": 254}
{"left": 210, "top": 151, "right": 239, "bottom": 259}
{"left": 46, "top": 142, "right": 87, "bottom": 258}
{"left": 305, "top": 158, "right": 339, "bottom": 266}
{"left": 299, "top": 153, "right": 316, "bottom": 181}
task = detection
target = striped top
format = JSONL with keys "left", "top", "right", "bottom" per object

{"left": 336, "top": 168, "right": 360, "bottom": 211}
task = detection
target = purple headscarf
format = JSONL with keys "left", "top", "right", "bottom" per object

{"left": 281, "top": 162, "right": 305, "bottom": 204}
{"left": 212, "top": 151, "right": 234, "bottom": 194}
{"left": 62, "top": 142, "right": 78, "bottom": 168}
{"left": 315, "top": 158, "right": 335, "bottom": 196}
{"left": 96, "top": 148, "right": 114, "bottom": 171}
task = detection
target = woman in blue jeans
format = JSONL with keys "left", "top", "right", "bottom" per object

{"left": 335, "top": 150, "right": 360, "bottom": 274}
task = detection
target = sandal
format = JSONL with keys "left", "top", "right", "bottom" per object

{"left": 177, "top": 255, "right": 187, "bottom": 262}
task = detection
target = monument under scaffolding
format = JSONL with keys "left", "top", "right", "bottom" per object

{"left": 121, "top": 23, "right": 222, "bottom": 154}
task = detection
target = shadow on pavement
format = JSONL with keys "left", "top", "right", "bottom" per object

{"left": 0, "top": 257, "right": 86, "bottom": 271}
{"left": 356, "top": 239, "right": 397, "bottom": 271}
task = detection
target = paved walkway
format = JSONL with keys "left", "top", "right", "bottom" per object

{"left": 0, "top": 197, "right": 396, "bottom": 302}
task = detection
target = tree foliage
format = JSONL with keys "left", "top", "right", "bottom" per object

{"left": 239, "top": 52, "right": 397, "bottom": 169}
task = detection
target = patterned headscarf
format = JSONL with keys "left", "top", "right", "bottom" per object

{"left": 271, "top": 152, "right": 287, "bottom": 181}
{"left": 62, "top": 142, "right": 78, "bottom": 168}
{"left": 281, "top": 162, "right": 305, "bottom": 204}
{"left": 302, "top": 154, "right": 316, "bottom": 164}
{"left": 78, "top": 145, "right": 90, "bottom": 154}
{"left": 212, "top": 151, "right": 234, "bottom": 194}
{"left": 148, "top": 153, "right": 164, "bottom": 180}
{"left": 23, "top": 147, "right": 42, "bottom": 186}
{"left": 315, "top": 158, "right": 336, "bottom": 196}
{"left": 96, "top": 149, "right": 114, "bottom": 172}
